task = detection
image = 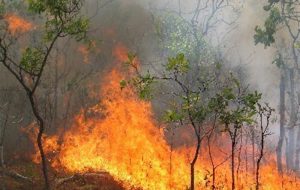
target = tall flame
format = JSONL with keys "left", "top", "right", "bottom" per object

{"left": 27, "top": 43, "right": 300, "bottom": 190}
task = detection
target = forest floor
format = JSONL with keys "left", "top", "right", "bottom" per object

{"left": 0, "top": 160, "right": 126, "bottom": 190}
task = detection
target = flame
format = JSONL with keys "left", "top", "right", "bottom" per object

{"left": 77, "top": 45, "right": 90, "bottom": 64}
{"left": 21, "top": 123, "right": 59, "bottom": 164}
{"left": 77, "top": 41, "right": 99, "bottom": 64}
{"left": 53, "top": 69, "right": 198, "bottom": 189}
{"left": 4, "top": 14, "right": 33, "bottom": 35}
{"left": 113, "top": 43, "right": 140, "bottom": 69}
{"left": 26, "top": 43, "right": 300, "bottom": 189}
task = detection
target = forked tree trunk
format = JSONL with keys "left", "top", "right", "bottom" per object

{"left": 256, "top": 111, "right": 268, "bottom": 190}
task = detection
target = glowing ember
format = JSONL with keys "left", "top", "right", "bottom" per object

{"left": 4, "top": 14, "right": 33, "bottom": 35}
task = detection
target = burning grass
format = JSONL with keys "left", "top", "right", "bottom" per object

{"left": 20, "top": 43, "right": 300, "bottom": 190}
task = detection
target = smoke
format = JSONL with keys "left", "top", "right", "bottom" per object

{"left": 79, "top": 0, "right": 282, "bottom": 142}
{"left": 93, "top": 0, "right": 280, "bottom": 103}
{"left": 0, "top": 0, "right": 283, "bottom": 162}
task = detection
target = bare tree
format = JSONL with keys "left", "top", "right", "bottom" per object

{"left": 255, "top": 103, "right": 274, "bottom": 190}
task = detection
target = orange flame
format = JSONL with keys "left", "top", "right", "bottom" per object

{"left": 21, "top": 123, "right": 59, "bottom": 164}
{"left": 4, "top": 14, "right": 33, "bottom": 35}
{"left": 77, "top": 45, "right": 90, "bottom": 64}
{"left": 26, "top": 43, "right": 300, "bottom": 190}
{"left": 77, "top": 41, "right": 99, "bottom": 64}
{"left": 113, "top": 42, "right": 140, "bottom": 68}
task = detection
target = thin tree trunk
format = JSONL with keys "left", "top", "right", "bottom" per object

{"left": 287, "top": 128, "right": 295, "bottom": 169}
{"left": 252, "top": 128, "right": 255, "bottom": 175}
{"left": 256, "top": 113, "right": 264, "bottom": 190}
{"left": 53, "top": 61, "right": 58, "bottom": 129}
{"left": 0, "top": 145, "right": 5, "bottom": 190}
{"left": 295, "top": 125, "right": 300, "bottom": 171}
{"left": 287, "top": 69, "right": 296, "bottom": 170}
{"left": 0, "top": 93, "right": 11, "bottom": 190}
{"left": 231, "top": 127, "right": 238, "bottom": 190}
{"left": 231, "top": 139, "right": 236, "bottom": 190}
{"left": 208, "top": 136, "right": 216, "bottom": 190}
{"left": 28, "top": 93, "right": 50, "bottom": 190}
{"left": 256, "top": 145, "right": 263, "bottom": 190}
{"left": 190, "top": 126, "right": 201, "bottom": 190}
{"left": 276, "top": 73, "right": 285, "bottom": 173}
{"left": 236, "top": 132, "right": 243, "bottom": 186}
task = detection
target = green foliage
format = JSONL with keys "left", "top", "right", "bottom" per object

{"left": 272, "top": 53, "right": 284, "bottom": 68}
{"left": 63, "top": 17, "right": 89, "bottom": 41}
{"left": 243, "top": 91, "right": 262, "bottom": 110}
{"left": 20, "top": 47, "right": 44, "bottom": 74}
{"left": 123, "top": 52, "right": 137, "bottom": 66}
{"left": 163, "top": 109, "right": 183, "bottom": 122}
{"left": 119, "top": 80, "right": 127, "bottom": 90}
{"left": 27, "top": 0, "right": 89, "bottom": 42}
{"left": 155, "top": 12, "right": 210, "bottom": 60}
{"left": 131, "top": 73, "right": 155, "bottom": 100}
{"left": 27, "top": 0, "right": 46, "bottom": 13}
{"left": 215, "top": 87, "right": 261, "bottom": 128}
{"left": 155, "top": 13, "right": 194, "bottom": 56}
{"left": 254, "top": 7, "right": 282, "bottom": 47}
{"left": 166, "top": 53, "right": 189, "bottom": 73}
{"left": 0, "top": 2, "right": 5, "bottom": 15}
{"left": 12, "top": 0, "right": 90, "bottom": 80}
{"left": 44, "top": 15, "right": 88, "bottom": 42}
{"left": 263, "top": 0, "right": 280, "bottom": 11}
{"left": 294, "top": 41, "right": 300, "bottom": 49}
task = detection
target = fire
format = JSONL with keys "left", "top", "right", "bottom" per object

{"left": 53, "top": 70, "right": 197, "bottom": 189}
{"left": 77, "top": 41, "right": 99, "bottom": 64}
{"left": 21, "top": 123, "right": 59, "bottom": 164}
{"left": 4, "top": 14, "right": 33, "bottom": 35}
{"left": 77, "top": 45, "right": 90, "bottom": 64}
{"left": 113, "top": 42, "right": 140, "bottom": 67}
{"left": 26, "top": 43, "right": 300, "bottom": 189}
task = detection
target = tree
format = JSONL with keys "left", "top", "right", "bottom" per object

{"left": 210, "top": 79, "right": 262, "bottom": 190}
{"left": 123, "top": 49, "right": 264, "bottom": 189}
{"left": 151, "top": 0, "right": 242, "bottom": 75}
{"left": 255, "top": 103, "right": 274, "bottom": 190}
{"left": 254, "top": 0, "right": 300, "bottom": 172}
{"left": 123, "top": 52, "right": 219, "bottom": 190}
{"left": 0, "top": 88, "right": 28, "bottom": 190}
{"left": 0, "top": 1, "right": 89, "bottom": 188}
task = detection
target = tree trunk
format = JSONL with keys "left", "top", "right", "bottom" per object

{"left": 0, "top": 144, "right": 5, "bottom": 190}
{"left": 287, "top": 69, "right": 296, "bottom": 170}
{"left": 28, "top": 93, "right": 50, "bottom": 190}
{"left": 276, "top": 73, "right": 285, "bottom": 173}
{"left": 190, "top": 128, "right": 201, "bottom": 190}
{"left": 256, "top": 147, "right": 262, "bottom": 190}
{"left": 256, "top": 113, "right": 265, "bottom": 190}
{"left": 231, "top": 128, "right": 238, "bottom": 190}
{"left": 287, "top": 128, "right": 295, "bottom": 170}
{"left": 294, "top": 125, "right": 300, "bottom": 171}
{"left": 231, "top": 139, "right": 236, "bottom": 190}
{"left": 252, "top": 128, "right": 255, "bottom": 175}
